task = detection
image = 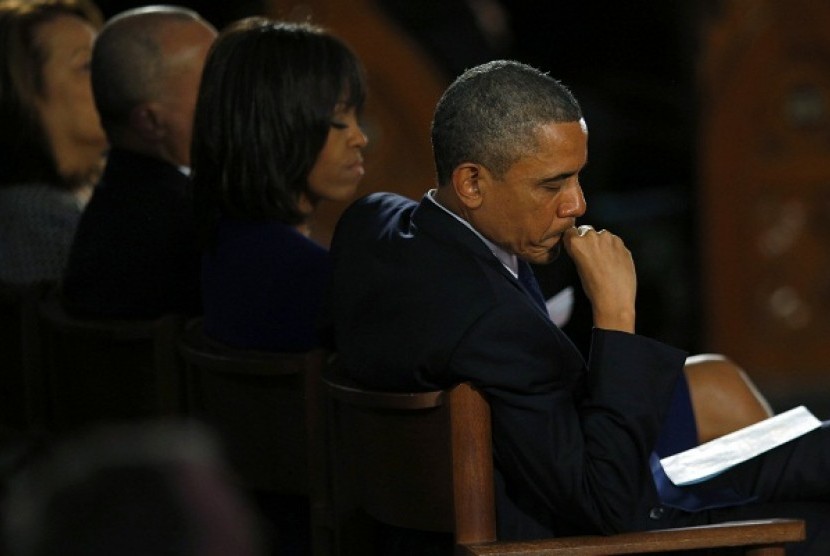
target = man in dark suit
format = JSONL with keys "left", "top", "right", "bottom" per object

{"left": 326, "top": 60, "right": 830, "bottom": 551}
{"left": 63, "top": 6, "right": 216, "bottom": 318}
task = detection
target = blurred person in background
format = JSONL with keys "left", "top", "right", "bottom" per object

{"left": 63, "top": 5, "right": 216, "bottom": 318}
{"left": 0, "top": 0, "right": 107, "bottom": 286}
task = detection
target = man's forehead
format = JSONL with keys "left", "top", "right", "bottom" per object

{"left": 509, "top": 119, "right": 587, "bottom": 172}
{"left": 535, "top": 117, "right": 587, "bottom": 135}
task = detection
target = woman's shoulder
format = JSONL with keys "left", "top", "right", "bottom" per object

{"left": 0, "top": 182, "right": 84, "bottom": 215}
{"left": 0, "top": 183, "right": 83, "bottom": 284}
{"left": 213, "top": 218, "right": 328, "bottom": 262}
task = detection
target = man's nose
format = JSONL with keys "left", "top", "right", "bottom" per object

{"left": 558, "top": 184, "right": 586, "bottom": 218}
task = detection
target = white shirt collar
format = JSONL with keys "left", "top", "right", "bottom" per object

{"left": 425, "top": 189, "right": 518, "bottom": 278}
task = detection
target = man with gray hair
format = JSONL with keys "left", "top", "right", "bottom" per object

{"left": 63, "top": 5, "right": 216, "bottom": 317}
{"left": 327, "top": 60, "right": 830, "bottom": 552}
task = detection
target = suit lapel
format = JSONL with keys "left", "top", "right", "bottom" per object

{"left": 412, "top": 195, "right": 553, "bottom": 323}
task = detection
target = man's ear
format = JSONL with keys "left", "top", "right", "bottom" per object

{"left": 129, "top": 103, "right": 166, "bottom": 142}
{"left": 451, "top": 163, "right": 484, "bottom": 209}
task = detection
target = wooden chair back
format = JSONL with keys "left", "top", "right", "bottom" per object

{"left": 37, "top": 294, "right": 186, "bottom": 431}
{"left": 177, "top": 318, "right": 326, "bottom": 497}
{"left": 0, "top": 281, "right": 51, "bottom": 429}
{"left": 322, "top": 371, "right": 805, "bottom": 555}
{"left": 323, "top": 376, "right": 491, "bottom": 544}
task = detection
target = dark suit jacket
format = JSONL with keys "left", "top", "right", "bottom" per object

{"left": 201, "top": 218, "right": 331, "bottom": 352}
{"left": 326, "top": 192, "right": 689, "bottom": 539}
{"left": 63, "top": 149, "right": 201, "bottom": 318}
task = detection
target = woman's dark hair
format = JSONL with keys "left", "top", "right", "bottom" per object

{"left": 0, "top": 0, "right": 102, "bottom": 188}
{"left": 191, "top": 17, "right": 366, "bottom": 247}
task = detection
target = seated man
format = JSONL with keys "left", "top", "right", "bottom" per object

{"left": 63, "top": 6, "right": 216, "bottom": 318}
{"left": 326, "top": 60, "right": 830, "bottom": 552}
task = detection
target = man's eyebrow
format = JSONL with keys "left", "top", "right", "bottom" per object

{"left": 537, "top": 171, "right": 576, "bottom": 184}
{"left": 536, "top": 157, "right": 587, "bottom": 185}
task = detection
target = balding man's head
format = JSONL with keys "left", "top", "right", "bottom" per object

{"left": 91, "top": 5, "right": 216, "bottom": 166}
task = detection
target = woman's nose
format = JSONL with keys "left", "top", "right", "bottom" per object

{"left": 352, "top": 125, "right": 369, "bottom": 148}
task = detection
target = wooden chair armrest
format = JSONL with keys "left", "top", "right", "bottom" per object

{"left": 461, "top": 518, "right": 805, "bottom": 555}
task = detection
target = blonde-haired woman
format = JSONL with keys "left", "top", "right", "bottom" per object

{"left": 0, "top": 0, "right": 107, "bottom": 285}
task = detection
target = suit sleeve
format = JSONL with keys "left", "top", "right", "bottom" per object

{"left": 449, "top": 300, "right": 687, "bottom": 535}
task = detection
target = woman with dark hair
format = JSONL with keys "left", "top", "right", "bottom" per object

{"left": 192, "top": 17, "right": 368, "bottom": 351}
{"left": 0, "top": 0, "right": 107, "bottom": 285}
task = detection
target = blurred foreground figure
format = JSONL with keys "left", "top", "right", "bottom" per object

{"left": 1, "top": 422, "right": 264, "bottom": 556}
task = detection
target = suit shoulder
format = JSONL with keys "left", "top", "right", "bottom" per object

{"left": 336, "top": 192, "right": 417, "bottom": 235}
{"left": 347, "top": 192, "right": 416, "bottom": 216}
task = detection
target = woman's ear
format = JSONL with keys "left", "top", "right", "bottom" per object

{"left": 451, "top": 163, "right": 484, "bottom": 209}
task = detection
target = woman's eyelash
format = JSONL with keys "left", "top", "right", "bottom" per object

{"left": 330, "top": 120, "right": 348, "bottom": 130}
